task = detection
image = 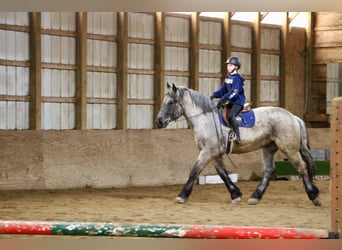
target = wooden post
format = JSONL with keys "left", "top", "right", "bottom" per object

{"left": 330, "top": 97, "right": 342, "bottom": 237}
{"left": 116, "top": 12, "right": 128, "bottom": 129}
{"left": 221, "top": 12, "right": 231, "bottom": 81}
{"left": 189, "top": 12, "right": 199, "bottom": 91}
{"left": 75, "top": 12, "right": 87, "bottom": 130}
{"left": 280, "top": 12, "right": 289, "bottom": 108}
{"left": 251, "top": 12, "right": 261, "bottom": 107}
{"left": 29, "top": 12, "right": 42, "bottom": 130}
{"left": 153, "top": 12, "right": 165, "bottom": 128}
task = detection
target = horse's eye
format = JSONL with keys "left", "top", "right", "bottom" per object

{"left": 168, "top": 100, "right": 176, "bottom": 105}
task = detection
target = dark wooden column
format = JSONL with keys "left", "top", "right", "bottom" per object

{"left": 153, "top": 12, "right": 165, "bottom": 128}
{"left": 280, "top": 12, "right": 289, "bottom": 108}
{"left": 189, "top": 12, "right": 199, "bottom": 91}
{"left": 75, "top": 12, "right": 87, "bottom": 130}
{"left": 221, "top": 12, "right": 232, "bottom": 80}
{"left": 116, "top": 12, "right": 128, "bottom": 129}
{"left": 251, "top": 12, "right": 261, "bottom": 107}
{"left": 29, "top": 12, "right": 42, "bottom": 130}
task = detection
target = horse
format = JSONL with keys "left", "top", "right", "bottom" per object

{"left": 155, "top": 83, "right": 321, "bottom": 206}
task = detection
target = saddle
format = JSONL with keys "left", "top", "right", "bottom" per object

{"left": 220, "top": 103, "right": 254, "bottom": 128}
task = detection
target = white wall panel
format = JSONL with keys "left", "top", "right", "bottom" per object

{"left": 199, "top": 49, "right": 221, "bottom": 73}
{"left": 165, "top": 16, "right": 189, "bottom": 42}
{"left": 261, "top": 54, "right": 279, "bottom": 76}
{"left": 0, "top": 30, "right": 28, "bottom": 61}
{"left": 128, "top": 13, "right": 154, "bottom": 39}
{"left": 41, "top": 12, "right": 75, "bottom": 31}
{"left": 261, "top": 28, "right": 280, "bottom": 50}
{"left": 260, "top": 80, "right": 279, "bottom": 103}
{"left": 127, "top": 105, "right": 153, "bottom": 129}
{"left": 88, "top": 12, "right": 117, "bottom": 35}
{"left": 165, "top": 47, "right": 189, "bottom": 71}
{"left": 231, "top": 51, "right": 251, "bottom": 75}
{"left": 87, "top": 72, "right": 116, "bottom": 98}
{"left": 87, "top": 40, "right": 116, "bottom": 67}
{"left": 0, "top": 12, "right": 28, "bottom": 25}
{"left": 231, "top": 24, "right": 252, "bottom": 48}
{"left": 0, "top": 101, "right": 29, "bottom": 130}
{"left": 87, "top": 104, "right": 116, "bottom": 129}
{"left": 199, "top": 21, "right": 221, "bottom": 45}
{"left": 199, "top": 78, "right": 221, "bottom": 97}
{"left": 42, "top": 35, "right": 75, "bottom": 64}
{"left": 128, "top": 43, "right": 154, "bottom": 69}
{"left": 128, "top": 74, "right": 153, "bottom": 99}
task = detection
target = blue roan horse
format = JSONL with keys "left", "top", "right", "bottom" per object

{"left": 155, "top": 83, "right": 321, "bottom": 206}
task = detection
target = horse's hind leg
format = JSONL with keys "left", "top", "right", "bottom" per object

{"left": 248, "top": 142, "right": 278, "bottom": 205}
{"left": 213, "top": 156, "right": 242, "bottom": 204}
{"left": 288, "top": 152, "right": 321, "bottom": 206}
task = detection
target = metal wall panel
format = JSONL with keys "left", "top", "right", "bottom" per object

{"left": 41, "top": 12, "right": 76, "bottom": 31}
{"left": 199, "top": 49, "right": 221, "bottom": 73}
{"left": 260, "top": 80, "right": 279, "bottom": 103}
{"left": 87, "top": 39, "right": 117, "bottom": 67}
{"left": 261, "top": 28, "right": 280, "bottom": 50}
{"left": 165, "top": 46, "right": 189, "bottom": 71}
{"left": 0, "top": 12, "right": 28, "bottom": 25}
{"left": 327, "top": 63, "right": 342, "bottom": 114}
{"left": 199, "top": 77, "right": 221, "bottom": 97}
{"left": 127, "top": 105, "right": 153, "bottom": 129}
{"left": 0, "top": 13, "right": 29, "bottom": 130}
{"left": 128, "top": 13, "right": 154, "bottom": 39}
{"left": 165, "top": 16, "right": 189, "bottom": 42}
{"left": 128, "top": 43, "right": 154, "bottom": 69}
{"left": 86, "top": 12, "right": 118, "bottom": 130}
{"left": 199, "top": 20, "right": 222, "bottom": 45}
{"left": 88, "top": 12, "right": 117, "bottom": 35}
{"left": 42, "top": 35, "right": 75, "bottom": 64}
{"left": 231, "top": 24, "right": 252, "bottom": 48}
{"left": 261, "top": 54, "right": 279, "bottom": 76}
{"left": 128, "top": 74, "right": 153, "bottom": 99}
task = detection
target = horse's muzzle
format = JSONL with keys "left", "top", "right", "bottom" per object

{"left": 155, "top": 117, "right": 169, "bottom": 128}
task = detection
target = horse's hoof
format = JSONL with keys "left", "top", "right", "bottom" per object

{"left": 247, "top": 198, "right": 259, "bottom": 205}
{"left": 312, "top": 196, "right": 321, "bottom": 206}
{"left": 176, "top": 197, "right": 186, "bottom": 204}
{"left": 231, "top": 197, "right": 241, "bottom": 205}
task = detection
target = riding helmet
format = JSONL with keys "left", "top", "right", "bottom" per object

{"left": 225, "top": 56, "right": 241, "bottom": 69}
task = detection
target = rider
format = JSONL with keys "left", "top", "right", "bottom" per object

{"left": 210, "top": 56, "right": 246, "bottom": 144}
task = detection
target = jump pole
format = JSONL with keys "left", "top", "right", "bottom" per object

{"left": 0, "top": 221, "right": 330, "bottom": 239}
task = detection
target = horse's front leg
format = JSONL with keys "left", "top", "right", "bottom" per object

{"left": 176, "top": 150, "right": 211, "bottom": 204}
{"left": 248, "top": 143, "right": 277, "bottom": 205}
{"left": 213, "top": 156, "right": 242, "bottom": 204}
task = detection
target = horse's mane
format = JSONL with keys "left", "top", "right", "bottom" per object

{"left": 178, "top": 87, "right": 215, "bottom": 113}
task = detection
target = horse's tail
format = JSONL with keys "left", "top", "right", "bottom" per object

{"left": 295, "top": 116, "right": 315, "bottom": 180}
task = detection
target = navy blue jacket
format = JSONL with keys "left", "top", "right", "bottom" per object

{"left": 212, "top": 74, "right": 245, "bottom": 107}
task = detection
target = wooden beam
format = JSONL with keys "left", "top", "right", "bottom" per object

{"left": 189, "top": 12, "right": 199, "bottom": 91}
{"left": 251, "top": 12, "right": 261, "bottom": 107}
{"left": 116, "top": 12, "right": 128, "bottom": 129}
{"left": 222, "top": 12, "right": 232, "bottom": 81}
{"left": 305, "top": 12, "right": 314, "bottom": 116}
{"left": 29, "top": 12, "right": 42, "bottom": 130}
{"left": 75, "top": 12, "right": 87, "bottom": 130}
{"left": 153, "top": 12, "right": 165, "bottom": 128}
{"left": 280, "top": 12, "right": 289, "bottom": 108}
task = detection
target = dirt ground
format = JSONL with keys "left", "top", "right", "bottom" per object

{"left": 0, "top": 179, "right": 331, "bottom": 238}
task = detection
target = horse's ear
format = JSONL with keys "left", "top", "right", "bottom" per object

{"left": 166, "top": 82, "right": 171, "bottom": 89}
{"left": 172, "top": 83, "right": 178, "bottom": 93}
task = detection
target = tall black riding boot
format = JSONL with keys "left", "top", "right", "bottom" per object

{"left": 230, "top": 118, "right": 241, "bottom": 144}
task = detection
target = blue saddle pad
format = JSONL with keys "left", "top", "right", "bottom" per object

{"left": 219, "top": 109, "right": 255, "bottom": 128}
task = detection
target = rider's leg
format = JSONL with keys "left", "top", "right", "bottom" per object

{"left": 228, "top": 104, "right": 243, "bottom": 144}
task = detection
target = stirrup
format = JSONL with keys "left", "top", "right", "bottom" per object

{"left": 225, "top": 132, "right": 235, "bottom": 154}
{"left": 228, "top": 132, "right": 240, "bottom": 145}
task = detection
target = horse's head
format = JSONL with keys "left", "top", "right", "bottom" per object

{"left": 155, "top": 83, "right": 184, "bottom": 128}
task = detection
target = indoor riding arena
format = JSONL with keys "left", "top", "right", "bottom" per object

{"left": 0, "top": 12, "right": 341, "bottom": 240}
